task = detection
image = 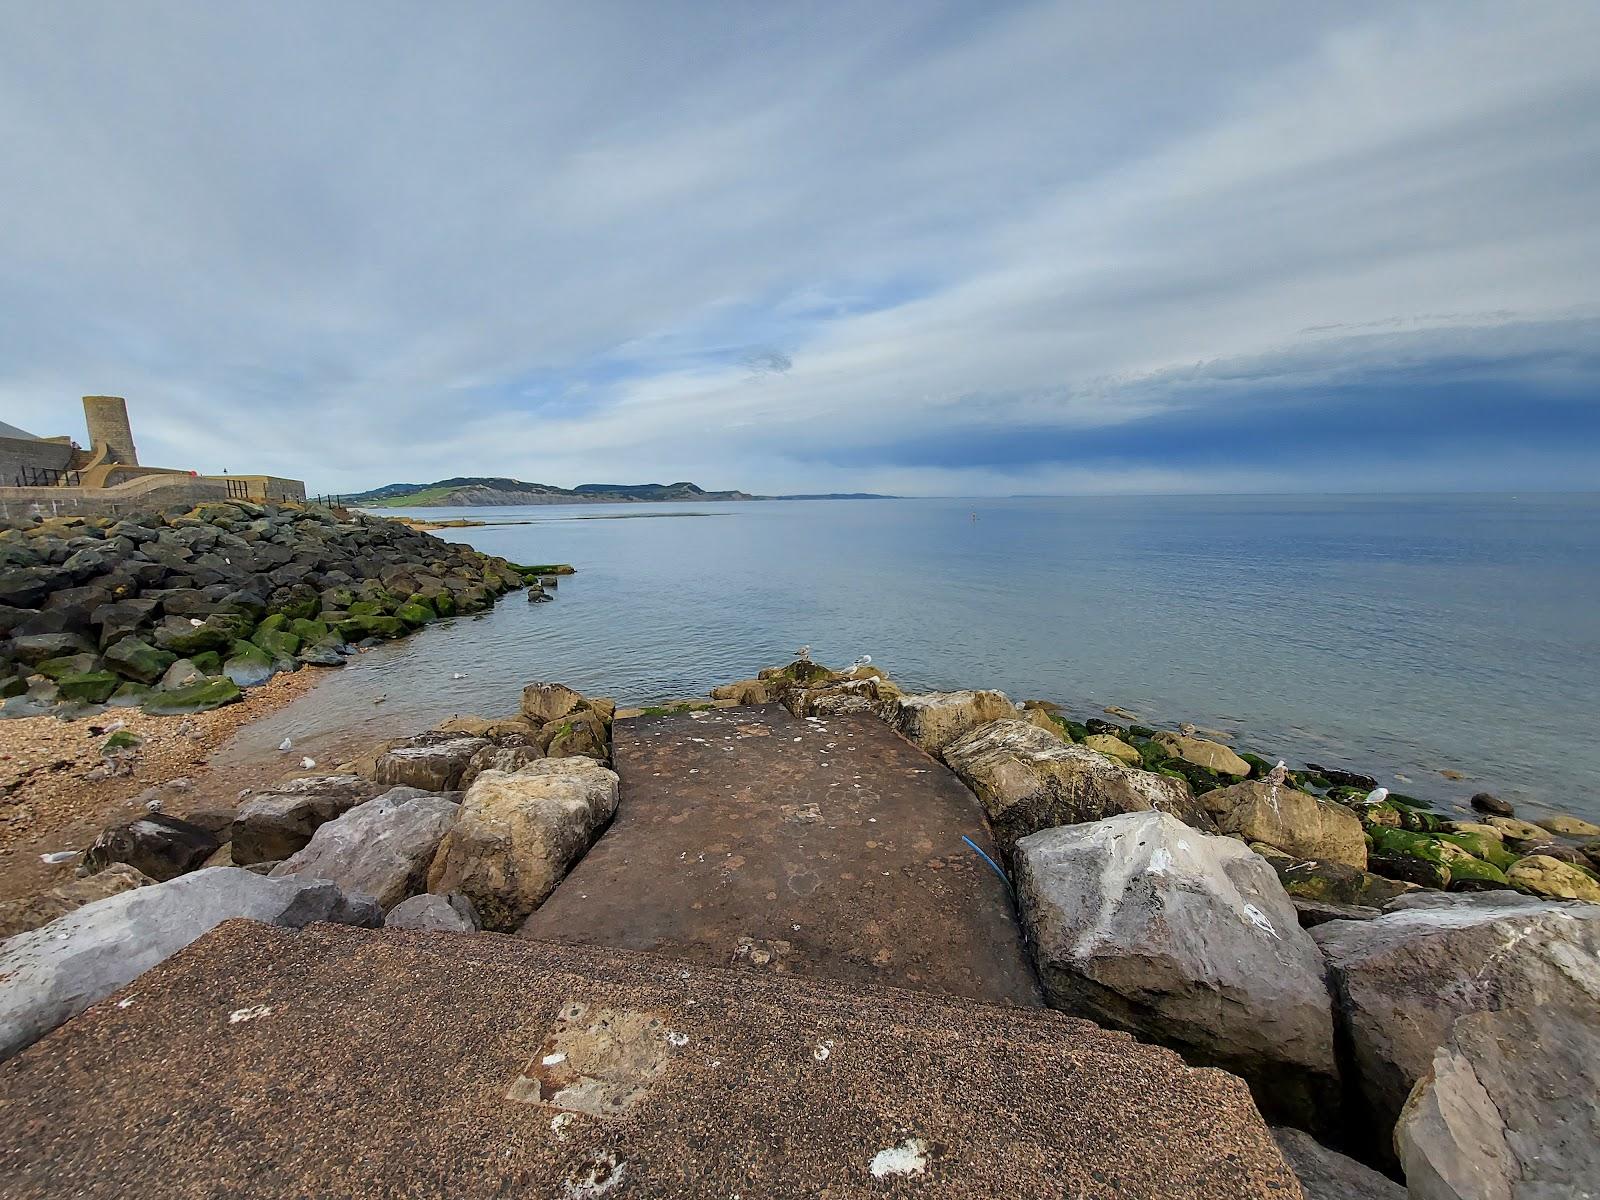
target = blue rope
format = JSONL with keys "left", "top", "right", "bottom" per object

{"left": 962, "top": 834, "right": 1013, "bottom": 897}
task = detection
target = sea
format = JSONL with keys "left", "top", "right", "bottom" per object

{"left": 221, "top": 494, "right": 1600, "bottom": 824}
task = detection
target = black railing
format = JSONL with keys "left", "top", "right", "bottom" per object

{"left": 12, "top": 467, "right": 80, "bottom": 487}
{"left": 225, "top": 478, "right": 250, "bottom": 499}
{"left": 311, "top": 494, "right": 348, "bottom": 509}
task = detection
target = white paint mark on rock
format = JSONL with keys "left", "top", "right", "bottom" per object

{"left": 813, "top": 1039, "right": 834, "bottom": 1062}
{"left": 665, "top": 1030, "right": 690, "bottom": 1047}
{"left": 228, "top": 1004, "right": 273, "bottom": 1024}
{"left": 542, "top": 1052, "right": 568, "bottom": 1066}
{"left": 562, "top": 1150, "right": 626, "bottom": 1198}
{"left": 1241, "top": 903, "right": 1280, "bottom": 939}
{"left": 550, "top": 1112, "right": 575, "bottom": 1140}
{"left": 870, "top": 1137, "right": 929, "bottom": 1179}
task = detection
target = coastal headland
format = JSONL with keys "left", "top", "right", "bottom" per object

{"left": 1, "top": 507, "right": 1596, "bottom": 1197}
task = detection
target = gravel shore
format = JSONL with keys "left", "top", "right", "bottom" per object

{"left": 0, "top": 667, "right": 324, "bottom": 903}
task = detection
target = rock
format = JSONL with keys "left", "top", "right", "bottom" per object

{"left": 102, "top": 636, "right": 176, "bottom": 685}
{"left": 232, "top": 776, "right": 388, "bottom": 864}
{"left": 1395, "top": 1009, "right": 1596, "bottom": 1200}
{"left": 223, "top": 638, "right": 277, "bottom": 687}
{"left": 1082, "top": 733, "right": 1141, "bottom": 764}
{"left": 1306, "top": 763, "right": 1379, "bottom": 790}
{"left": 1505, "top": 854, "right": 1600, "bottom": 901}
{"left": 150, "top": 615, "right": 234, "bottom": 656}
{"left": 1470, "top": 792, "right": 1515, "bottom": 817}
{"left": 541, "top": 709, "right": 609, "bottom": 760}
{"left": 520, "top": 681, "right": 584, "bottom": 725}
{"left": 80, "top": 813, "right": 221, "bottom": 882}
{"left": 385, "top": 891, "right": 479, "bottom": 932}
{"left": 1270, "top": 1128, "right": 1403, "bottom": 1200}
{"left": 1514, "top": 839, "right": 1587, "bottom": 866}
{"left": 1255, "top": 846, "right": 1416, "bottom": 907}
{"left": 710, "top": 679, "right": 769, "bottom": 705}
{"left": 0, "top": 867, "right": 380, "bottom": 1061}
{"left": 1311, "top": 894, "right": 1600, "bottom": 1144}
{"left": 0, "top": 864, "right": 155, "bottom": 939}
{"left": 11, "top": 631, "right": 96, "bottom": 666}
{"left": 55, "top": 670, "right": 120, "bottom": 704}
{"left": 159, "top": 657, "right": 204, "bottom": 690}
{"left": 1152, "top": 732, "right": 1252, "bottom": 777}
{"left": 784, "top": 675, "right": 891, "bottom": 718}
{"left": 1203, "top": 780, "right": 1366, "bottom": 868}
{"left": 881, "top": 690, "right": 1016, "bottom": 756}
{"left": 139, "top": 675, "right": 242, "bottom": 714}
{"left": 943, "top": 719, "right": 1211, "bottom": 855}
{"left": 428, "top": 759, "right": 619, "bottom": 933}
{"left": 1014, "top": 811, "right": 1338, "bottom": 1127}
{"left": 271, "top": 793, "right": 459, "bottom": 911}
{"left": 1366, "top": 827, "right": 1453, "bottom": 889}
{"left": 459, "top": 744, "right": 545, "bottom": 789}
{"left": 1484, "top": 816, "right": 1547, "bottom": 843}
{"left": 1534, "top": 812, "right": 1600, "bottom": 838}
{"left": 1022, "top": 706, "right": 1064, "bottom": 737}
{"left": 373, "top": 735, "right": 489, "bottom": 791}
{"left": 1291, "top": 898, "right": 1384, "bottom": 928}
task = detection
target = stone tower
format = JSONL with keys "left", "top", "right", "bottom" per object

{"left": 82, "top": 395, "right": 138, "bottom": 466}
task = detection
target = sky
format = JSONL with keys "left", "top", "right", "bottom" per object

{"left": 1, "top": 1, "right": 1597, "bottom": 496}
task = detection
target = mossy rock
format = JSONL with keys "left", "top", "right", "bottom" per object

{"left": 347, "top": 600, "right": 387, "bottom": 617}
{"left": 141, "top": 676, "right": 243, "bottom": 715}
{"left": 224, "top": 639, "right": 278, "bottom": 687}
{"left": 1300, "top": 770, "right": 1333, "bottom": 789}
{"left": 405, "top": 594, "right": 437, "bottom": 616}
{"left": 278, "top": 593, "right": 321, "bottom": 622}
{"left": 288, "top": 618, "right": 330, "bottom": 643}
{"left": 1369, "top": 850, "right": 1449, "bottom": 889}
{"left": 256, "top": 613, "right": 289, "bottom": 634}
{"left": 432, "top": 592, "right": 458, "bottom": 618}
{"left": 1169, "top": 758, "right": 1226, "bottom": 794}
{"left": 101, "top": 729, "right": 143, "bottom": 753}
{"left": 1440, "top": 851, "right": 1511, "bottom": 892}
{"left": 393, "top": 601, "right": 434, "bottom": 628}
{"left": 107, "top": 682, "right": 151, "bottom": 707}
{"left": 1155, "top": 766, "right": 1189, "bottom": 785}
{"left": 1239, "top": 752, "right": 1274, "bottom": 780}
{"left": 0, "top": 675, "right": 26, "bottom": 699}
{"left": 36, "top": 653, "right": 101, "bottom": 681}
{"left": 1061, "top": 720, "right": 1090, "bottom": 743}
{"left": 252, "top": 627, "right": 301, "bottom": 660}
{"left": 190, "top": 650, "right": 223, "bottom": 676}
{"left": 1127, "top": 724, "right": 1156, "bottom": 740}
{"left": 102, "top": 637, "right": 176, "bottom": 686}
{"left": 56, "top": 670, "right": 120, "bottom": 704}
{"left": 336, "top": 614, "right": 408, "bottom": 641}
{"left": 1437, "top": 831, "right": 1518, "bottom": 871}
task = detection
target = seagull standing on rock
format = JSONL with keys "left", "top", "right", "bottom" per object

{"left": 850, "top": 655, "right": 873, "bottom": 674}
{"left": 794, "top": 645, "right": 811, "bottom": 662}
{"left": 1265, "top": 760, "right": 1289, "bottom": 786}
{"left": 1363, "top": 786, "right": 1389, "bottom": 806}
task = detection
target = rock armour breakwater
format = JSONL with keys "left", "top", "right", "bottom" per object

{"left": 0, "top": 500, "right": 547, "bottom": 720}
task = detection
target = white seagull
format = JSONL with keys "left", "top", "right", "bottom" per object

{"left": 1265, "top": 760, "right": 1289, "bottom": 785}
{"left": 850, "top": 655, "right": 873, "bottom": 673}
{"left": 1363, "top": 787, "right": 1390, "bottom": 806}
{"left": 794, "top": 645, "right": 811, "bottom": 662}
{"left": 278, "top": 737, "right": 293, "bottom": 752}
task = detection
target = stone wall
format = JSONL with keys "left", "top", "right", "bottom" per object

{"left": 0, "top": 436, "right": 74, "bottom": 488}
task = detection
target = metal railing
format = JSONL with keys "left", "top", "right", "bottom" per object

{"left": 311, "top": 494, "right": 348, "bottom": 509}
{"left": 225, "top": 478, "right": 250, "bottom": 499}
{"left": 11, "top": 467, "right": 81, "bottom": 487}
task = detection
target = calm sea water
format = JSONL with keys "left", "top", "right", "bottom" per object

{"left": 223, "top": 495, "right": 1600, "bottom": 823}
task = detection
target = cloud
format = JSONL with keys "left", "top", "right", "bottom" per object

{"left": 0, "top": 0, "right": 1596, "bottom": 494}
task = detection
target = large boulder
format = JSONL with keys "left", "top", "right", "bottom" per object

{"left": 0, "top": 864, "right": 154, "bottom": 939}
{"left": 79, "top": 813, "right": 221, "bottom": 882}
{"left": 1505, "top": 854, "right": 1600, "bottom": 901}
{"left": 944, "top": 719, "right": 1211, "bottom": 854}
{"left": 1395, "top": 1009, "right": 1596, "bottom": 1200}
{"left": 232, "top": 775, "right": 388, "bottom": 865}
{"left": 459, "top": 744, "right": 545, "bottom": 790}
{"left": 385, "top": 891, "right": 479, "bottom": 933}
{"left": 1271, "top": 1128, "right": 1403, "bottom": 1200}
{"left": 101, "top": 636, "right": 177, "bottom": 685}
{"left": 428, "top": 759, "right": 619, "bottom": 933}
{"left": 1152, "top": 732, "right": 1251, "bottom": 777}
{"left": 372, "top": 735, "right": 489, "bottom": 791}
{"left": 1014, "top": 811, "right": 1338, "bottom": 1127}
{"left": 1203, "top": 780, "right": 1367, "bottom": 868}
{"left": 0, "top": 867, "right": 380, "bottom": 1062}
{"left": 1312, "top": 895, "right": 1600, "bottom": 1145}
{"left": 881, "top": 689, "right": 1017, "bottom": 755}
{"left": 520, "top": 681, "right": 583, "bottom": 725}
{"left": 271, "top": 792, "right": 459, "bottom": 911}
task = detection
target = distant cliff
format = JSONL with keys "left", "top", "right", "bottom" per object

{"left": 347, "top": 477, "right": 894, "bottom": 507}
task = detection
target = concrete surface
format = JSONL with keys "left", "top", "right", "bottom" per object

{"left": 522, "top": 704, "right": 1043, "bottom": 1006}
{"left": 0, "top": 920, "right": 1303, "bottom": 1199}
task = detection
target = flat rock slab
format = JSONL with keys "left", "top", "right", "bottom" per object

{"left": 0, "top": 921, "right": 1301, "bottom": 1199}
{"left": 523, "top": 704, "right": 1042, "bottom": 1006}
